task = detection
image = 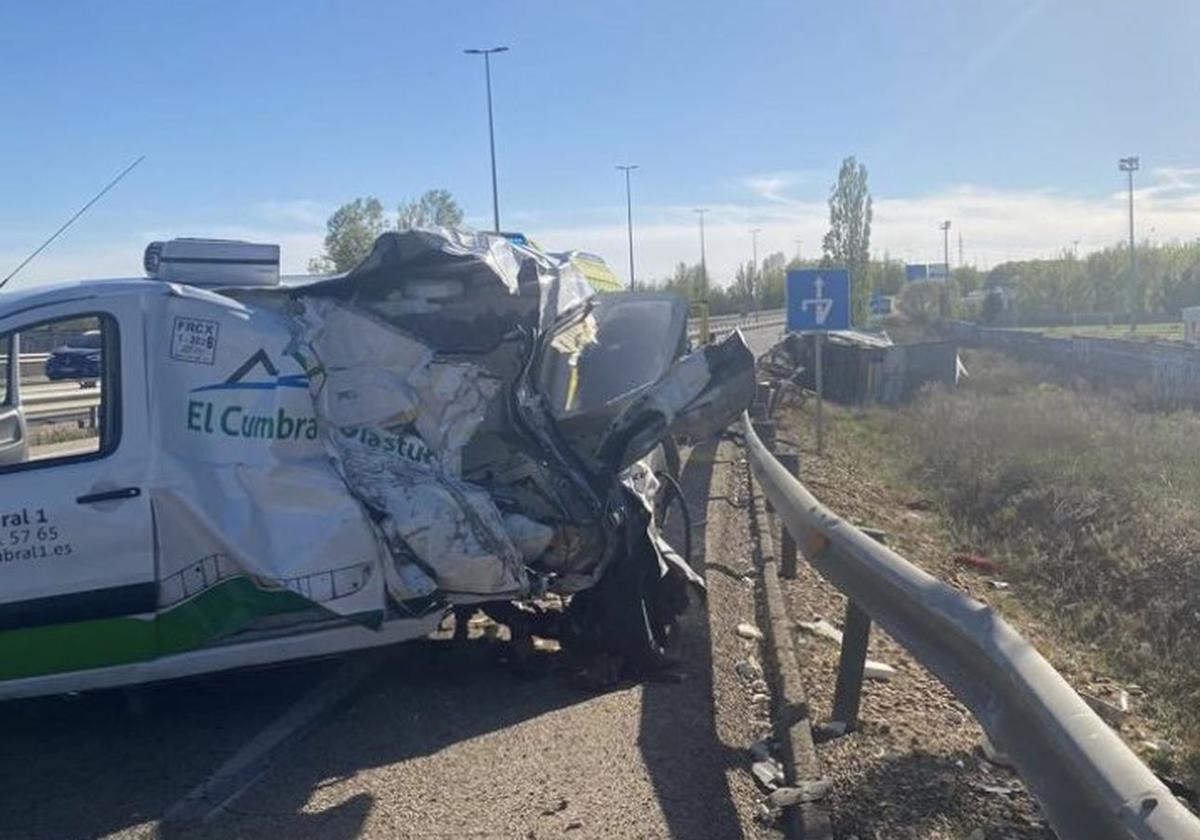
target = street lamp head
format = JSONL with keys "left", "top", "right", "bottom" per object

{"left": 616, "top": 164, "right": 639, "bottom": 172}
{"left": 464, "top": 46, "right": 509, "bottom": 55}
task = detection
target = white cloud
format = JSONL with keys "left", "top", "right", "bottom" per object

{"left": 5, "top": 169, "right": 1198, "bottom": 292}
{"left": 741, "top": 170, "right": 815, "bottom": 205}
{"left": 533, "top": 170, "right": 1200, "bottom": 285}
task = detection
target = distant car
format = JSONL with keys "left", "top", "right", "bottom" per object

{"left": 44, "top": 330, "right": 102, "bottom": 382}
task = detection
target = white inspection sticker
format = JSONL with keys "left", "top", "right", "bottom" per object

{"left": 171, "top": 316, "right": 220, "bottom": 365}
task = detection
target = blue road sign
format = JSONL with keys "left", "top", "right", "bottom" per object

{"left": 905, "top": 263, "right": 948, "bottom": 282}
{"left": 786, "top": 268, "right": 851, "bottom": 331}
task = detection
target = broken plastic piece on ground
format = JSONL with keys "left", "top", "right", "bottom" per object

{"left": 951, "top": 553, "right": 998, "bottom": 574}
{"left": 752, "top": 757, "right": 786, "bottom": 791}
{"left": 737, "top": 622, "right": 764, "bottom": 640}
{"left": 797, "top": 618, "right": 844, "bottom": 645}
{"left": 863, "top": 661, "right": 897, "bottom": 681}
{"left": 766, "top": 778, "right": 833, "bottom": 808}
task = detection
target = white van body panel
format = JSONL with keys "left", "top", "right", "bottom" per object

{"left": 0, "top": 280, "right": 442, "bottom": 699}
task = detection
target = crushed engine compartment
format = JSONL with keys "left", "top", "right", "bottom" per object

{"left": 253, "top": 229, "right": 755, "bottom": 675}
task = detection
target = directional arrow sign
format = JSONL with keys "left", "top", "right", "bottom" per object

{"left": 786, "top": 269, "right": 850, "bottom": 332}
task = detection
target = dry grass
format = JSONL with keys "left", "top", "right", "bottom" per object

{"left": 886, "top": 350, "right": 1200, "bottom": 784}
{"left": 29, "top": 424, "right": 98, "bottom": 446}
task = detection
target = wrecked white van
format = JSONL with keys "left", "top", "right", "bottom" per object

{"left": 0, "top": 230, "right": 754, "bottom": 699}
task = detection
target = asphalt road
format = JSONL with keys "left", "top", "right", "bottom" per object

{"left": 0, "top": 439, "right": 780, "bottom": 840}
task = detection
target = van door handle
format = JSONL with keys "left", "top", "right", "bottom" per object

{"left": 77, "top": 487, "right": 141, "bottom": 505}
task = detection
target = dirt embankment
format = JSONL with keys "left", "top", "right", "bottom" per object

{"left": 767, "top": 348, "right": 1200, "bottom": 802}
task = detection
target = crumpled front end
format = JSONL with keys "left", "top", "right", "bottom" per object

{"left": 281, "top": 229, "right": 754, "bottom": 668}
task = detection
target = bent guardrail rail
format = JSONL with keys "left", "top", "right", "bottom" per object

{"left": 742, "top": 413, "right": 1200, "bottom": 840}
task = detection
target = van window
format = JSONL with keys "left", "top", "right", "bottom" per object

{"left": 1, "top": 313, "right": 120, "bottom": 469}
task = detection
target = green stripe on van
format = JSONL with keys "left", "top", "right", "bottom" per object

{"left": 0, "top": 614, "right": 155, "bottom": 681}
{"left": 0, "top": 577, "right": 313, "bottom": 681}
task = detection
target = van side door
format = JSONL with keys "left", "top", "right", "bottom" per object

{"left": 0, "top": 298, "right": 155, "bottom": 682}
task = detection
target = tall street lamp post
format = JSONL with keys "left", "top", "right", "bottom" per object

{"left": 464, "top": 46, "right": 509, "bottom": 232}
{"left": 1119, "top": 156, "right": 1139, "bottom": 330}
{"left": 940, "top": 220, "right": 952, "bottom": 320}
{"left": 616, "top": 164, "right": 638, "bottom": 291}
{"left": 694, "top": 208, "right": 709, "bottom": 295}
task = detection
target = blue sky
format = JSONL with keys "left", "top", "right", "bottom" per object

{"left": 2, "top": 0, "right": 1198, "bottom": 287}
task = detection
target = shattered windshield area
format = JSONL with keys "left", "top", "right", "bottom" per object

{"left": 538, "top": 294, "right": 687, "bottom": 418}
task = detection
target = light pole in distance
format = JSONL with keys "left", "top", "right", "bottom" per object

{"left": 940, "top": 219, "right": 952, "bottom": 320}
{"left": 616, "top": 164, "right": 638, "bottom": 291}
{"left": 1119, "top": 156, "right": 1139, "bottom": 330}
{"left": 464, "top": 46, "right": 509, "bottom": 233}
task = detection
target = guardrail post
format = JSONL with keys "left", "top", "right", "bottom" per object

{"left": 751, "top": 421, "right": 777, "bottom": 511}
{"left": 830, "top": 599, "right": 871, "bottom": 730}
{"left": 776, "top": 453, "right": 799, "bottom": 578}
{"left": 752, "top": 382, "right": 774, "bottom": 420}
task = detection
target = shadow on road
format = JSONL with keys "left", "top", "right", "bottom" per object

{"left": 1, "top": 441, "right": 744, "bottom": 840}
{"left": 1, "top": 640, "right": 600, "bottom": 840}
{"left": 0, "top": 658, "right": 336, "bottom": 840}
{"left": 638, "top": 436, "right": 746, "bottom": 839}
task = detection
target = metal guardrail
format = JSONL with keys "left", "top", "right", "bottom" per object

{"left": 687, "top": 309, "right": 786, "bottom": 343}
{"left": 24, "top": 386, "right": 101, "bottom": 425}
{"left": 742, "top": 414, "right": 1200, "bottom": 840}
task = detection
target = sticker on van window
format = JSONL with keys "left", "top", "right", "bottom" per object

{"left": 171, "top": 316, "right": 220, "bottom": 365}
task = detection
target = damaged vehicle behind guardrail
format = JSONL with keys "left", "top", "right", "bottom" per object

{"left": 0, "top": 230, "right": 754, "bottom": 699}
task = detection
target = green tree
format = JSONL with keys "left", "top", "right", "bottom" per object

{"left": 733, "top": 262, "right": 754, "bottom": 313}
{"left": 397, "top": 189, "right": 464, "bottom": 230}
{"left": 874, "top": 252, "right": 906, "bottom": 296}
{"left": 822, "top": 156, "right": 873, "bottom": 323}
{"left": 759, "top": 252, "right": 788, "bottom": 310}
{"left": 981, "top": 289, "right": 1004, "bottom": 324}
{"left": 308, "top": 196, "right": 388, "bottom": 273}
{"left": 898, "top": 280, "right": 942, "bottom": 325}
{"left": 661, "top": 262, "right": 707, "bottom": 302}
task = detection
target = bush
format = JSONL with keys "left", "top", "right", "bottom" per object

{"left": 897, "top": 352, "right": 1200, "bottom": 780}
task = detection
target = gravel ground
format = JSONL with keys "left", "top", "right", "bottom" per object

{"left": 759, "top": 399, "right": 1056, "bottom": 840}
{"left": 0, "top": 439, "right": 785, "bottom": 840}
